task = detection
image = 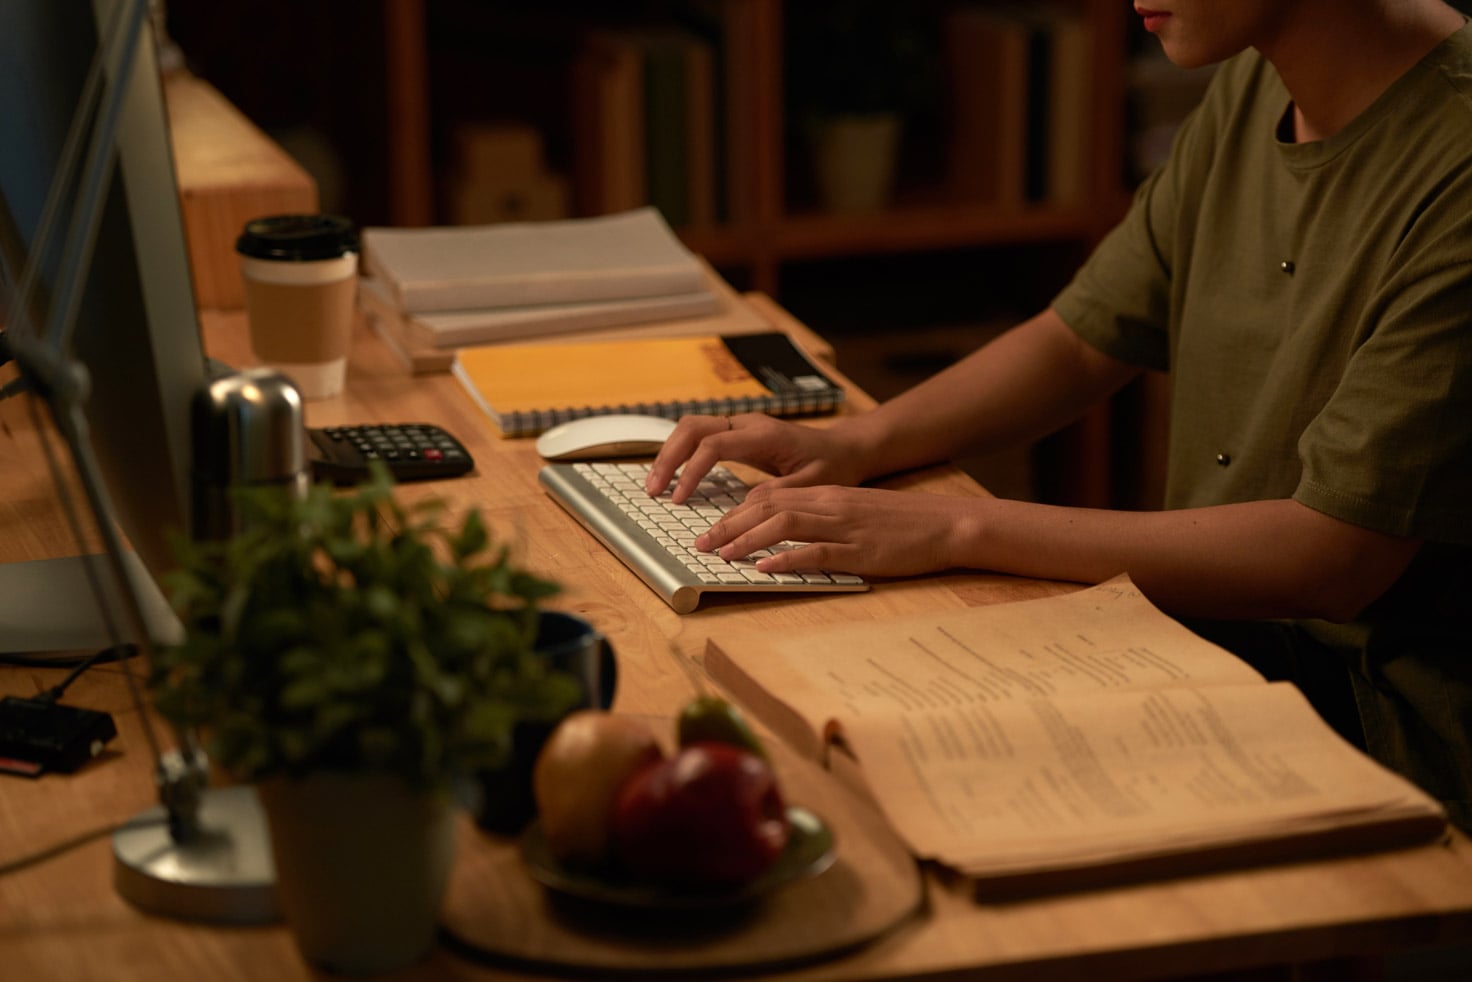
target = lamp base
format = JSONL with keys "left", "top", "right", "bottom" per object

{"left": 113, "top": 784, "right": 278, "bottom": 924}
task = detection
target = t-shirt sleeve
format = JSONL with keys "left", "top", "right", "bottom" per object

{"left": 1295, "top": 244, "right": 1472, "bottom": 542}
{"left": 1051, "top": 174, "right": 1172, "bottom": 372}
{"left": 1051, "top": 61, "right": 1236, "bottom": 374}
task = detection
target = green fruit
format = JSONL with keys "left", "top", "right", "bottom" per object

{"left": 676, "top": 695, "right": 767, "bottom": 759}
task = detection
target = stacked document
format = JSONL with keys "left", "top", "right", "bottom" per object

{"left": 359, "top": 208, "right": 722, "bottom": 367}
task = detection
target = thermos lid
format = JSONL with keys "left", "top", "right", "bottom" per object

{"left": 235, "top": 214, "right": 357, "bottom": 262}
{"left": 191, "top": 367, "right": 306, "bottom": 485}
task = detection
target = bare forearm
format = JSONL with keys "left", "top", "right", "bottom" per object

{"left": 955, "top": 496, "right": 1421, "bottom": 622}
{"left": 834, "top": 308, "right": 1139, "bottom": 481}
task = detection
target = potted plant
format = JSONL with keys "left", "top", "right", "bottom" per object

{"left": 785, "top": 2, "right": 939, "bottom": 213}
{"left": 149, "top": 467, "right": 582, "bottom": 975}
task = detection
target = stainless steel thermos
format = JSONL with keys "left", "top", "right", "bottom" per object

{"left": 190, "top": 367, "right": 308, "bottom": 541}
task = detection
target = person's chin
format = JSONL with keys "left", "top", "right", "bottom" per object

{"left": 1160, "top": 46, "right": 1211, "bottom": 69}
{"left": 1155, "top": 34, "right": 1234, "bottom": 71}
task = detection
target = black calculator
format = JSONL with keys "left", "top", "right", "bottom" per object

{"left": 308, "top": 423, "right": 475, "bottom": 484}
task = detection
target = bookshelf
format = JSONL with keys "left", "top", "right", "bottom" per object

{"left": 382, "top": 0, "right": 1133, "bottom": 296}
{"left": 372, "top": 1, "right": 1137, "bottom": 507}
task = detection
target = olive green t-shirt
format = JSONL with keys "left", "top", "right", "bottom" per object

{"left": 1052, "top": 23, "right": 1472, "bottom": 822}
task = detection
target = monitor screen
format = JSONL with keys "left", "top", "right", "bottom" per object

{"left": 0, "top": 0, "right": 208, "bottom": 652}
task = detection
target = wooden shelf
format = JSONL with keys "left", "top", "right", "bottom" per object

{"left": 382, "top": 0, "right": 1132, "bottom": 293}
{"left": 672, "top": 196, "right": 1128, "bottom": 268}
{"left": 771, "top": 200, "right": 1126, "bottom": 259}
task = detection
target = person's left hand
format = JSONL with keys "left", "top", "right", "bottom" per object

{"left": 694, "top": 484, "right": 983, "bottom": 578}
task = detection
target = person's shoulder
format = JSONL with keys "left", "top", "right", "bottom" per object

{"left": 1400, "top": 20, "right": 1472, "bottom": 150}
{"left": 1213, "top": 47, "right": 1271, "bottom": 86}
{"left": 1431, "top": 19, "right": 1472, "bottom": 104}
{"left": 1193, "top": 48, "right": 1282, "bottom": 118}
{"left": 1178, "top": 48, "right": 1285, "bottom": 146}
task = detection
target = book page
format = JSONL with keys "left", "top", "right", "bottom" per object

{"left": 843, "top": 681, "right": 1441, "bottom": 875}
{"left": 703, "top": 578, "right": 1264, "bottom": 757}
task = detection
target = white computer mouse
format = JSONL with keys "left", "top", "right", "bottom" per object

{"left": 534, "top": 413, "right": 679, "bottom": 461}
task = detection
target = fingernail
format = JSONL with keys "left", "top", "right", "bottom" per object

{"left": 694, "top": 533, "right": 710, "bottom": 550}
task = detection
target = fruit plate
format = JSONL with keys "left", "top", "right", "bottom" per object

{"left": 520, "top": 805, "right": 836, "bottom": 910}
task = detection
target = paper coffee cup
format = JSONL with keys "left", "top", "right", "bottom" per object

{"left": 237, "top": 215, "right": 358, "bottom": 400}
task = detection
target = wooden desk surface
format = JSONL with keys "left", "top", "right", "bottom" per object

{"left": 3, "top": 306, "right": 1472, "bottom": 981}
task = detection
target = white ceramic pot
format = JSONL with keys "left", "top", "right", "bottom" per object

{"left": 810, "top": 113, "right": 903, "bottom": 214}
{"left": 257, "top": 772, "right": 456, "bottom": 976}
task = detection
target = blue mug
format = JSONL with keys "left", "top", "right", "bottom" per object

{"left": 472, "top": 611, "right": 617, "bottom": 833}
{"left": 533, "top": 611, "right": 617, "bottom": 711}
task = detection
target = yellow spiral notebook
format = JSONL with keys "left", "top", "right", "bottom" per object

{"left": 452, "top": 331, "right": 845, "bottom": 437}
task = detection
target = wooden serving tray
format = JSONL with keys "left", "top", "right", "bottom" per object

{"left": 439, "top": 730, "right": 923, "bottom": 975}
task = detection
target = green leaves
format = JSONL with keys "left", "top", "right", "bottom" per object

{"left": 149, "top": 465, "right": 578, "bottom": 791}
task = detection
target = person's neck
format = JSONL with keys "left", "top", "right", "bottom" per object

{"left": 1260, "top": 0, "right": 1465, "bottom": 142}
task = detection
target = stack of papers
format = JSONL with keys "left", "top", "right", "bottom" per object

{"left": 358, "top": 208, "right": 722, "bottom": 369}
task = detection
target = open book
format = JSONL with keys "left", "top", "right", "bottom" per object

{"left": 703, "top": 577, "right": 1447, "bottom": 895}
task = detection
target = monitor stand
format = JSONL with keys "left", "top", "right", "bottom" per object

{"left": 0, "top": 551, "right": 182, "bottom": 658}
{"left": 0, "top": 551, "right": 279, "bottom": 924}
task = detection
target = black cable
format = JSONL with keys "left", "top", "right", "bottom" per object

{"left": 0, "top": 375, "right": 28, "bottom": 401}
{"left": 0, "top": 813, "right": 167, "bottom": 878}
{"left": 0, "top": 329, "right": 24, "bottom": 400}
{"left": 0, "top": 641, "right": 138, "bottom": 671}
{"left": 0, "top": 644, "right": 140, "bottom": 708}
{"left": 0, "top": 644, "right": 138, "bottom": 672}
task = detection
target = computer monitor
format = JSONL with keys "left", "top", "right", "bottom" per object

{"left": 0, "top": 0, "right": 208, "bottom": 653}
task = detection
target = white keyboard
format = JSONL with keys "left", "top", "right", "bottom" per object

{"left": 539, "top": 462, "right": 867, "bottom": 614}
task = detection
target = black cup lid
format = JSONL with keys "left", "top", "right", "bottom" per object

{"left": 236, "top": 214, "right": 357, "bottom": 261}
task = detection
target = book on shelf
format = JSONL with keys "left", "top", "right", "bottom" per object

{"left": 453, "top": 331, "right": 845, "bottom": 438}
{"left": 945, "top": 6, "right": 1030, "bottom": 205}
{"left": 643, "top": 31, "right": 693, "bottom": 228}
{"left": 571, "top": 33, "right": 646, "bottom": 215}
{"left": 682, "top": 31, "right": 719, "bottom": 228}
{"left": 705, "top": 0, "right": 757, "bottom": 224}
{"left": 359, "top": 207, "right": 706, "bottom": 314}
{"left": 944, "top": 4, "right": 1091, "bottom": 206}
{"left": 1043, "top": 10, "right": 1091, "bottom": 205}
{"left": 571, "top": 28, "right": 719, "bottom": 226}
{"left": 702, "top": 577, "right": 1447, "bottom": 896}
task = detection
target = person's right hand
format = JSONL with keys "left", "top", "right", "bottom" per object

{"left": 644, "top": 413, "right": 871, "bottom": 504}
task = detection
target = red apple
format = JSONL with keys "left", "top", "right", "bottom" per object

{"left": 611, "top": 741, "right": 790, "bottom": 889}
{"left": 532, "top": 711, "right": 664, "bottom": 868}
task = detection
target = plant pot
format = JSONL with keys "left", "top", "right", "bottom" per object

{"left": 257, "top": 772, "right": 456, "bottom": 976}
{"left": 809, "top": 113, "right": 903, "bottom": 214}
